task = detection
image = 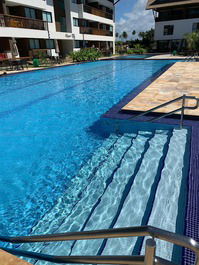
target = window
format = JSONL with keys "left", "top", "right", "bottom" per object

{"left": 42, "top": 11, "right": 52, "bottom": 22}
{"left": 46, "top": 39, "right": 55, "bottom": 49}
{"left": 72, "top": 0, "right": 84, "bottom": 4}
{"left": 25, "top": 7, "right": 36, "bottom": 19}
{"left": 73, "top": 18, "right": 79, "bottom": 27}
{"left": 189, "top": 8, "right": 199, "bottom": 17}
{"left": 157, "top": 40, "right": 170, "bottom": 51}
{"left": 193, "top": 23, "right": 199, "bottom": 32}
{"left": 29, "top": 39, "right": 40, "bottom": 49}
{"left": 74, "top": 40, "right": 84, "bottom": 48}
{"left": 110, "top": 26, "right": 113, "bottom": 32}
{"left": 163, "top": 25, "right": 174, "bottom": 35}
{"left": 102, "top": 24, "right": 106, "bottom": 30}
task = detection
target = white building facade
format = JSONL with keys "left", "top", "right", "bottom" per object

{"left": 0, "top": 0, "right": 115, "bottom": 58}
{"left": 146, "top": 0, "right": 199, "bottom": 51}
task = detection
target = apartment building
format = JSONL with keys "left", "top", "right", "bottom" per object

{"left": 0, "top": 0, "right": 115, "bottom": 58}
{"left": 146, "top": 0, "right": 199, "bottom": 51}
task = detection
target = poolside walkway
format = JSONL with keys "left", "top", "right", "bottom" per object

{"left": 0, "top": 250, "right": 32, "bottom": 265}
{"left": 123, "top": 62, "right": 199, "bottom": 116}
{"left": 147, "top": 54, "right": 187, "bottom": 60}
{"left": 0, "top": 55, "right": 118, "bottom": 77}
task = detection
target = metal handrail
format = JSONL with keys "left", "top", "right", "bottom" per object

{"left": 1, "top": 225, "right": 199, "bottom": 265}
{"left": 130, "top": 94, "right": 199, "bottom": 128}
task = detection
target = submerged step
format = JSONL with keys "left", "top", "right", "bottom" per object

{"left": 28, "top": 133, "right": 121, "bottom": 236}
{"left": 102, "top": 130, "right": 169, "bottom": 256}
{"left": 141, "top": 128, "right": 188, "bottom": 261}
{"left": 31, "top": 133, "right": 137, "bottom": 261}
{"left": 70, "top": 132, "right": 153, "bottom": 256}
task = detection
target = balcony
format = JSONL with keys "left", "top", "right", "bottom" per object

{"left": 83, "top": 5, "right": 113, "bottom": 20}
{"left": 155, "top": 8, "right": 199, "bottom": 22}
{"left": 80, "top": 26, "right": 113, "bottom": 36}
{"left": 0, "top": 14, "right": 47, "bottom": 30}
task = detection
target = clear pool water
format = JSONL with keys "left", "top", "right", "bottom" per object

{"left": 0, "top": 59, "right": 185, "bottom": 245}
{"left": 120, "top": 54, "right": 150, "bottom": 59}
{"left": 22, "top": 118, "right": 189, "bottom": 265}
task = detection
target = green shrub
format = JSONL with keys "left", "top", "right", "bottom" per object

{"left": 131, "top": 44, "right": 147, "bottom": 54}
{"left": 70, "top": 48, "right": 102, "bottom": 62}
{"left": 126, "top": 49, "right": 134, "bottom": 54}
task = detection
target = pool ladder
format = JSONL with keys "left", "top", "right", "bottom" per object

{"left": 1, "top": 225, "right": 199, "bottom": 265}
{"left": 130, "top": 94, "right": 199, "bottom": 129}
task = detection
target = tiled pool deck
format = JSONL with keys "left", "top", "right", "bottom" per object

{"left": 123, "top": 62, "right": 199, "bottom": 116}
{"left": 0, "top": 250, "right": 31, "bottom": 265}
{"left": 104, "top": 61, "right": 199, "bottom": 265}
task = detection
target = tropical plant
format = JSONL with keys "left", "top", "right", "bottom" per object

{"left": 131, "top": 44, "right": 147, "bottom": 54}
{"left": 122, "top": 31, "right": 128, "bottom": 41}
{"left": 126, "top": 49, "right": 134, "bottom": 54}
{"left": 70, "top": 48, "right": 102, "bottom": 62}
{"left": 138, "top": 28, "right": 154, "bottom": 47}
{"left": 132, "top": 30, "right": 136, "bottom": 36}
{"left": 184, "top": 32, "right": 199, "bottom": 51}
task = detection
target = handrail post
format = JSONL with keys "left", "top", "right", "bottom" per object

{"left": 144, "top": 238, "right": 156, "bottom": 265}
{"left": 180, "top": 94, "right": 186, "bottom": 129}
{"left": 195, "top": 253, "right": 199, "bottom": 265}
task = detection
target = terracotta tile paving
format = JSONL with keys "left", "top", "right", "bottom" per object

{"left": 123, "top": 62, "right": 199, "bottom": 116}
{"left": 0, "top": 250, "right": 32, "bottom": 265}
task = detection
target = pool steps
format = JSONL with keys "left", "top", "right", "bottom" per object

{"left": 101, "top": 130, "right": 170, "bottom": 256}
{"left": 21, "top": 132, "right": 138, "bottom": 253}
{"left": 141, "top": 128, "right": 188, "bottom": 261}
{"left": 68, "top": 132, "right": 152, "bottom": 256}
{"left": 19, "top": 129, "right": 188, "bottom": 264}
{"left": 28, "top": 133, "right": 124, "bottom": 236}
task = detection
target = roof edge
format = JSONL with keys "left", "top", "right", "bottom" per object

{"left": 146, "top": 0, "right": 199, "bottom": 10}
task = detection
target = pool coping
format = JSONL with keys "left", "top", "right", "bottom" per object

{"left": 102, "top": 63, "right": 199, "bottom": 265}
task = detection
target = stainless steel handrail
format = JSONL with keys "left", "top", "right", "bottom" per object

{"left": 0, "top": 247, "right": 177, "bottom": 265}
{"left": 130, "top": 94, "right": 199, "bottom": 129}
{"left": 1, "top": 225, "right": 199, "bottom": 264}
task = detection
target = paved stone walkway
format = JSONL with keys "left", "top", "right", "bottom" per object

{"left": 123, "top": 62, "right": 199, "bottom": 116}
{"left": 0, "top": 250, "right": 31, "bottom": 265}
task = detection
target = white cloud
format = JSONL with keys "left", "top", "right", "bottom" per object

{"left": 116, "top": 0, "right": 154, "bottom": 39}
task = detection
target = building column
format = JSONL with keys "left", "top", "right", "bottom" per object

{"left": 113, "top": 41, "right": 115, "bottom": 54}
{"left": 2, "top": 0, "right": 7, "bottom": 14}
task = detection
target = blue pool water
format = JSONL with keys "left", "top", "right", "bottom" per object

{"left": 22, "top": 118, "right": 189, "bottom": 265}
{"left": 0, "top": 59, "right": 185, "bottom": 245}
{"left": 121, "top": 54, "right": 150, "bottom": 59}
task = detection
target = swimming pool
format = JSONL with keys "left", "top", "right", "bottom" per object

{"left": 0, "top": 59, "right": 189, "bottom": 263}
{"left": 121, "top": 54, "right": 150, "bottom": 59}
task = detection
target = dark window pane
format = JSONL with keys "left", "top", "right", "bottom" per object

{"left": 163, "top": 25, "right": 174, "bottom": 35}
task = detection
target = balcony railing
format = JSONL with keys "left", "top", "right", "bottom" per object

{"left": 83, "top": 5, "right": 113, "bottom": 20}
{"left": 155, "top": 10, "right": 199, "bottom": 22}
{"left": 0, "top": 14, "right": 47, "bottom": 30}
{"left": 80, "top": 26, "right": 113, "bottom": 36}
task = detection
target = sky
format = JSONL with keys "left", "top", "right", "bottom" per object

{"left": 115, "top": 0, "right": 155, "bottom": 39}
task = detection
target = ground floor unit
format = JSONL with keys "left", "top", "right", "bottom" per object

{"left": 155, "top": 39, "right": 187, "bottom": 52}
{"left": 0, "top": 37, "right": 114, "bottom": 59}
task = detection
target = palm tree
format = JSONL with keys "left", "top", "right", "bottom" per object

{"left": 122, "top": 31, "right": 128, "bottom": 42}
{"left": 132, "top": 30, "right": 136, "bottom": 36}
{"left": 184, "top": 32, "right": 199, "bottom": 51}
